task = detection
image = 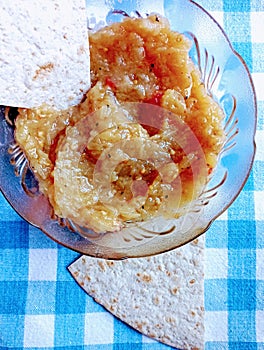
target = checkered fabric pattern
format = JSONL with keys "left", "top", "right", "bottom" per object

{"left": 0, "top": 0, "right": 263, "bottom": 349}
{"left": 201, "top": 0, "right": 264, "bottom": 349}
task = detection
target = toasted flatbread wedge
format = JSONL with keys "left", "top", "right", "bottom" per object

{"left": 69, "top": 237, "right": 204, "bottom": 350}
{"left": 0, "top": 0, "right": 90, "bottom": 110}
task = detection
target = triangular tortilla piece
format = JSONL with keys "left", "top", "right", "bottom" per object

{"left": 69, "top": 236, "right": 204, "bottom": 350}
{"left": 0, "top": 0, "right": 90, "bottom": 110}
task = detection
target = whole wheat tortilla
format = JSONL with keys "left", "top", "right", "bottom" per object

{"left": 69, "top": 236, "right": 204, "bottom": 350}
{"left": 0, "top": 0, "right": 90, "bottom": 110}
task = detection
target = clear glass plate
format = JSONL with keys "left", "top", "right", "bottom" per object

{"left": 0, "top": 0, "right": 256, "bottom": 259}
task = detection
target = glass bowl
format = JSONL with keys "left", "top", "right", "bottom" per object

{"left": 0, "top": 0, "right": 256, "bottom": 259}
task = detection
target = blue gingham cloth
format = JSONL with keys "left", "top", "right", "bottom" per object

{"left": 0, "top": 0, "right": 263, "bottom": 349}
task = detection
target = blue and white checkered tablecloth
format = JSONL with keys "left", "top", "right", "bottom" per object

{"left": 0, "top": 0, "right": 263, "bottom": 349}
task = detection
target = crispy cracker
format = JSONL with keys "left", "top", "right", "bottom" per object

{"left": 0, "top": 0, "right": 90, "bottom": 110}
{"left": 69, "top": 237, "right": 204, "bottom": 349}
